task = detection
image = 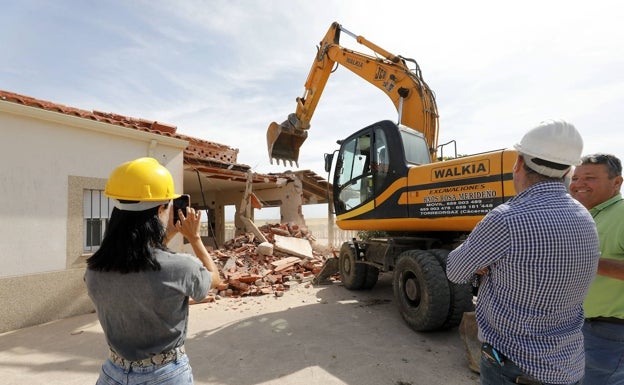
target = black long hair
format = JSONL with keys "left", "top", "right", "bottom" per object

{"left": 86, "top": 204, "right": 168, "bottom": 273}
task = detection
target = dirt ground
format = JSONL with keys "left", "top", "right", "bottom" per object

{"left": 0, "top": 273, "right": 479, "bottom": 385}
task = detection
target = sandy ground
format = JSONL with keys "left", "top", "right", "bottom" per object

{"left": 0, "top": 273, "right": 479, "bottom": 385}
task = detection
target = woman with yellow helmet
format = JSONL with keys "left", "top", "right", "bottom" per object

{"left": 84, "top": 157, "right": 221, "bottom": 385}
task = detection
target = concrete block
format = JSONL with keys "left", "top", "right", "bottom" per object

{"left": 273, "top": 235, "right": 313, "bottom": 259}
{"left": 257, "top": 242, "right": 274, "bottom": 256}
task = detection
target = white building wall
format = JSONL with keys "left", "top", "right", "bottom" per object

{"left": 0, "top": 101, "right": 187, "bottom": 332}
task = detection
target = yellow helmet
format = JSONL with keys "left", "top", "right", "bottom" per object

{"left": 105, "top": 157, "right": 180, "bottom": 202}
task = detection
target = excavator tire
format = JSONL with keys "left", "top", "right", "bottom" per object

{"left": 361, "top": 265, "right": 380, "bottom": 289}
{"left": 339, "top": 242, "right": 367, "bottom": 290}
{"left": 393, "top": 250, "right": 451, "bottom": 331}
{"left": 428, "top": 249, "right": 475, "bottom": 329}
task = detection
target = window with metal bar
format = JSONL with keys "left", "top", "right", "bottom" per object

{"left": 83, "top": 189, "right": 113, "bottom": 252}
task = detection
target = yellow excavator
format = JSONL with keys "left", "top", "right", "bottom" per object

{"left": 267, "top": 22, "right": 516, "bottom": 354}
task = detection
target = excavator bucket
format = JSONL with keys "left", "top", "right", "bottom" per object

{"left": 267, "top": 120, "right": 308, "bottom": 167}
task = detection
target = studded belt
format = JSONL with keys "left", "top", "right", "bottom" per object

{"left": 109, "top": 346, "right": 185, "bottom": 368}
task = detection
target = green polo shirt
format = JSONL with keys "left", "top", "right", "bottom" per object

{"left": 584, "top": 193, "right": 624, "bottom": 319}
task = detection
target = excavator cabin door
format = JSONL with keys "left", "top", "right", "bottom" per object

{"left": 333, "top": 120, "right": 409, "bottom": 216}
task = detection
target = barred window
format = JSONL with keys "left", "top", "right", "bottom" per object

{"left": 83, "top": 189, "right": 113, "bottom": 252}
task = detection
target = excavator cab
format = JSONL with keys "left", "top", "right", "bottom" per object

{"left": 332, "top": 120, "right": 414, "bottom": 218}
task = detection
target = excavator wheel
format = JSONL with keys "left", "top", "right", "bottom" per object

{"left": 428, "top": 249, "right": 475, "bottom": 329}
{"left": 361, "top": 265, "right": 380, "bottom": 289}
{"left": 392, "top": 250, "right": 450, "bottom": 331}
{"left": 339, "top": 242, "right": 368, "bottom": 289}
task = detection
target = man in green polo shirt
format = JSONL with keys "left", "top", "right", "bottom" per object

{"left": 570, "top": 153, "right": 624, "bottom": 385}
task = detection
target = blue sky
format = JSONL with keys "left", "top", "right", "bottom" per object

{"left": 3, "top": 0, "right": 623, "bottom": 182}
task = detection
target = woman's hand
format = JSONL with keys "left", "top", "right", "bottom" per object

{"left": 175, "top": 206, "right": 202, "bottom": 242}
{"left": 174, "top": 206, "right": 222, "bottom": 287}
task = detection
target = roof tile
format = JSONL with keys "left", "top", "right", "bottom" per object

{"left": 0, "top": 89, "right": 240, "bottom": 165}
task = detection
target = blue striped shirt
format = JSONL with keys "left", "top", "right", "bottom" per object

{"left": 447, "top": 181, "right": 599, "bottom": 383}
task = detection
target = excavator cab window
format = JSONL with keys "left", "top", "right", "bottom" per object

{"left": 399, "top": 126, "right": 431, "bottom": 165}
{"left": 336, "top": 131, "right": 374, "bottom": 211}
{"left": 372, "top": 128, "right": 390, "bottom": 194}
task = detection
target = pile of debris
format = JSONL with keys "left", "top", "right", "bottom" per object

{"left": 193, "top": 223, "right": 337, "bottom": 304}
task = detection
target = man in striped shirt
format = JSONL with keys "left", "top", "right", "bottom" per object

{"left": 447, "top": 120, "right": 600, "bottom": 385}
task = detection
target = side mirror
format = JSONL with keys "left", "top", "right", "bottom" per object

{"left": 324, "top": 153, "right": 334, "bottom": 173}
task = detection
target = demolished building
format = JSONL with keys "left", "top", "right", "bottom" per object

{"left": 0, "top": 90, "right": 334, "bottom": 333}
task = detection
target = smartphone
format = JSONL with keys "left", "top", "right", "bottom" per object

{"left": 172, "top": 194, "right": 190, "bottom": 224}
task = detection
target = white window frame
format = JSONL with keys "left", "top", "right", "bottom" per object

{"left": 67, "top": 176, "right": 107, "bottom": 268}
{"left": 83, "top": 189, "right": 113, "bottom": 252}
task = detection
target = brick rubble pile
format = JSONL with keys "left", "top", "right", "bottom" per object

{"left": 192, "top": 223, "right": 337, "bottom": 304}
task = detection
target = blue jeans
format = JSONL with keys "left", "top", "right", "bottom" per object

{"left": 480, "top": 352, "right": 581, "bottom": 385}
{"left": 582, "top": 320, "right": 624, "bottom": 385}
{"left": 96, "top": 354, "right": 193, "bottom": 385}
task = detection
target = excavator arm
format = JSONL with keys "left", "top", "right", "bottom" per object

{"left": 267, "top": 21, "right": 440, "bottom": 166}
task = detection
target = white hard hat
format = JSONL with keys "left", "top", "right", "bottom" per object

{"left": 513, "top": 119, "right": 583, "bottom": 178}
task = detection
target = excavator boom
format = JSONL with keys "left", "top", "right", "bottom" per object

{"left": 267, "top": 22, "right": 439, "bottom": 166}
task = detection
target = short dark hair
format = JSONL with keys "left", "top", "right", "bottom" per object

{"left": 520, "top": 155, "right": 565, "bottom": 181}
{"left": 579, "top": 153, "right": 622, "bottom": 178}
